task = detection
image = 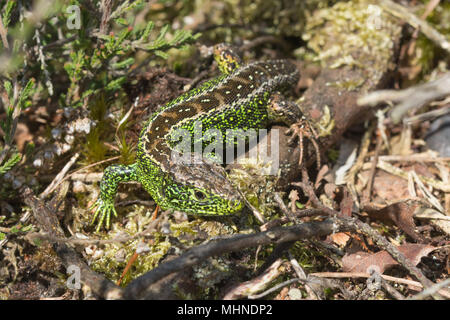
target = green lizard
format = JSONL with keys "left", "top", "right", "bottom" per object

{"left": 91, "top": 44, "right": 303, "bottom": 231}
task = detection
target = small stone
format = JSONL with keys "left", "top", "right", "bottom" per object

{"left": 288, "top": 288, "right": 303, "bottom": 300}
{"left": 73, "top": 180, "right": 87, "bottom": 193}
{"left": 33, "top": 158, "right": 43, "bottom": 168}
{"left": 161, "top": 222, "right": 172, "bottom": 235}
{"left": 29, "top": 177, "right": 38, "bottom": 186}
{"left": 51, "top": 128, "right": 62, "bottom": 139}
{"left": 114, "top": 249, "right": 127, "bottom": 263}
{"left": 425, "top": 114, "right": 450, "bottom": 157}
{"left": 53, "top": 144, "right": 63, "bottom": 156}
{"left": 61, "top": 143, "right": 72, "bottom": 153}
{"left": 3, "top": 172, "right": 13, "bottom": 181}
{"left": 12, "top": 177, "right": 24, "bottom": 189}
{"left": 44, "top": 150, "right": 54, "bottom": 160}
{"left": 63, "top": 107, "right": 73, "bottom": 118}
{"left": 74, "top": 118, "right": 93, "bottom": 134}
{"left": 65, "top": 134, "right": 75, "bottom": 144}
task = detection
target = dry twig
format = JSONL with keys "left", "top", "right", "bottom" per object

{"left": 409, "top": 278, "right": 450, "bottom": 300}
{"left": 379, "top": 0, "right": 450, "bottom": 54}
{"left": 377, "top": 160, "right": 450, "bottom": 192}
{"left": 358, "top": 73, "right": 450, "bottom": 123}
{"left": 310, "top": 272, "right": 450, "bottom": 299}
{"left": 123, "top": 217, "right": 352, "bottom": 299}
{"left": 21, "top": 187, "right": 122, "bottom": 299}
{"left": 223, "top": 259, "right": 283, "bottom": 300}
{"left": 291, "top": 173, "right": 440, "bottom": 298}
{"left": 39, "top": 153, "right": 80, "bottom": 199}
{"left": 0, "top": 15, "right": 9, "bottom": 49}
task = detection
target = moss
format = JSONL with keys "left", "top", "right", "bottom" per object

{"left": 82, "top": 128, "right": 109, "bottom": 164}
{"left": 330, "top": 78, "right": 366, "bottom": 91}
{"left": 313, "top": 104, "right": 335, "bottom": 138}
{"left": 170, "top": 220, "right": 200, "bottom": 238}
{"left": 89, "top": 205, "right": 173, "bottom": 286}
{"left": 191, "top": 256, "right": 233, "bottom": 293}
{"left": 327, "top": 147, "right": 340, "bottom": 163}
{"left": 33, "top": 244, "right": 63, "bottom": 274}
{"left": 302, "top": 0, "right": 402, "bottom": 92}
{"left": 174, "top": 0, "right": 338, "bottom": 42}
{"left": 88, "top": 204, "right": 241, "bottom": 288}
{"left": 116, "top": 134, "right": 136, "bottom": 166}
{"left": 197, "top": 220, "right": 238, "bottom": 238}
{"left": 424, "top": 1, "right": 450, "bottom": 35}
{"left": 167, "top": 46, "right": 199, "bottom": 76}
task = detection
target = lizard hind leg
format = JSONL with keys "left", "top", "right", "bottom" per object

{"left": 267, "top": 93, "right": 321, "bottom": 169}
{"left": 286, "top": 117, "right": 321, "bottom": 170}
{"left": 267, "top": 92, "right": 303, "bottom": 126}
{"left": 213, "top": 44, "right": 242, "bottom": 75}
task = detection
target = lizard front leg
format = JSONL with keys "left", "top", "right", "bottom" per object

{"left": 91, "top": 163, "right": 139, "bottom": 231}
{"left": 267, "top": 93, "right": 321, "bottom": 169}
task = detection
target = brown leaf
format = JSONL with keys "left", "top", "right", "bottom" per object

{"left": 363, "top": 201, "right": 424, "bottom": 242}
{"left": 330, "top": 232, "right": 351, "bottom": 247}
{"left": 14, "top": 123, "right": 33, "bottom": 152}
{"left": 342, "top": 243, "right": 436, "bottom": 273}
{"left": 359, "top": 170, "right": 410, "bottom": 203}
{"left": 314, "top": 164, "right": 329, "bottom": 189}
{"left": 340, "top": 188, "right": 353, "bottom": 217}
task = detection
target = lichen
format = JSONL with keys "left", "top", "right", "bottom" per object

{"left": 311, "top": 104, "right": 335, "bottom": 138}
{"left": 88, "top": 205, "right": 242, "bottom": 288}
{"left": 88, "top": 205, "right": 172, "bottom": 286}
{"left": 228, "top": 156, "right": 280, "bottom": 217}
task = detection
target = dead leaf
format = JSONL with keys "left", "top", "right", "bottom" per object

{"left": 342, "top": 243, "right": 436, "bottom": 273}
{"left": 359, "top": 170, "right": 411, "bottom": 203}
{"left": 315, "top": 164, "right": 329, "bottom": 189}
{"left": 340, "top": 188, "right": 353, "bottom": 217}
{"left": 363, "top": 201, "right": 424, "bottom": 241}
{"left": 331, "top": 232, "right": 351, "bottom": 247}
{"left": 14, "top": 123, "right": 33, "bottom": 152}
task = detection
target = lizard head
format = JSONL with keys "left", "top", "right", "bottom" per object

{"left": 160, "top": 160, "right": 244, "bottom": 216}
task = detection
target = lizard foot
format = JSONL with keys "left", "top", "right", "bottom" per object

{"left": 286, "top": 117, "right": 321, "bottom": 169}
{"left": 90, "top": 198, "right": 118, "bottom": 232}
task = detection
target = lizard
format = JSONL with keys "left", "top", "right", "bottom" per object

{"left": 91, "top": 44, "right": 307, "bottom": 231}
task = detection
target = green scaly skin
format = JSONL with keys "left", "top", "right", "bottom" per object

{"left": 91, "top": 45, "right": 301, "bottom": 231}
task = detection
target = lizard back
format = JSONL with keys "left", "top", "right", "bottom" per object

{"left": 137, "top": 60, "right": 299, "bottom": 170}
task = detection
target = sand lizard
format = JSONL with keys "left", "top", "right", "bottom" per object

{"left": 91, "top": 45, "right": 304, "bottom": 231}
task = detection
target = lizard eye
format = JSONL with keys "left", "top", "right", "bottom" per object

{"left": 194, "top": 190, "right": 206, "bottom": 201}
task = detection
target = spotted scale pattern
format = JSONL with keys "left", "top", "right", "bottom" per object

{"left": 141, "top": 60, "right": 299, "bottom": 168}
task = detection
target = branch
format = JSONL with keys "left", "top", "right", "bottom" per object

{"left": 0, "top": 15, "right": 9, "bottom": 49}
{"left": 21, "top": 187, "right": 122, "bottom": 299}
{"left": 358, "top": 72, "right": 450, "bottom": 123}
{"left": 123, "top": 217, "right": 353, "bottom": 299}
{"left": 291, "top": 179, "right": 442, "bottom": 298}
{"left": 409, "top": 278, "right": 450, "bottom": 300}
{"left": 379, "top": 0, "right": 450, "bottom": 54}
